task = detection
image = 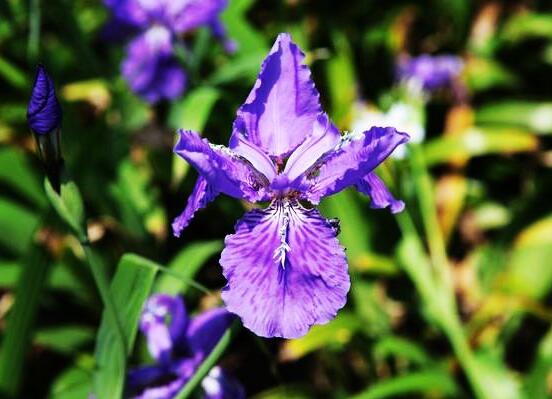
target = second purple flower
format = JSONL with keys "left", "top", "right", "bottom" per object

{"left": 103, "top": 0, "right": 232, "bottom": 103}
{"left": 173, "top": 33, "right": 409, "bottom": 339}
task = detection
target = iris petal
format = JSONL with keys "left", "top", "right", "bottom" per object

{"left": 283, "top": 113, "right": 340, "bottom": 182}
{"left": 139, "top": 294, "right": 188, "bottom": 364}
{"left": 187, "top": 308, "right": 234, "bottom": 357}
{"left": 220, "top": 202, "right": 350, "bottom": 338}
{"left": 174, "top": 130, "right": 270, "bottom": 202}
{"left": 355, "top": 172, "right": 405, "bottom": 214}
{"left": 232, "top": 33, "right": 322, "bottom": 158}
{"left": 301, "top": 126, "right": 409, "bottom": 204}
{"left": 121, "top": 27, "right": 186, "bottom": 103}
{"left": 172, "top": 177, "right": 219, "bottom": 237}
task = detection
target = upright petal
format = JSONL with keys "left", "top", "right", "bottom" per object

{"left": 172, "top": 177, "right": 219, "bottom": 237}
{"left": 300, "top": 126, "right": 409, "bottom": 204}
{"left": 103, "top": 0, "right": 149, "bottom": 28}
{"left": 139, "top": 294, "right": 188, "bottom": 364}
{"left": 283, "top": 113, "right": 340, "bottom": 182}
{"left": 121, "top": 27, "right": 186, "bottom": 103}
{"left": 174, "top": 130, "right": 270, "bottom": 202}
{"left": 220, "top": 202, "right": 350, "bottom": 338}
{"left": 233, "top": 33, "right": 322, "bottom": 158}
{"left": 229, "top": 118, "right": 277, "bottom": 181}
{"left": 355, "top": 172, "right": 405, "bottom": 214}
{"left": 186, "top": 308, "right": 234, "bottom": 357}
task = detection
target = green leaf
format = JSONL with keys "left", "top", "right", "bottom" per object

{"left": 50, "top": 362, "right": 94, "bottom": 399}
{"left": 93, "top": 254, "right": 158, "bottom": 399}
{"left": 0, "top": 147, "right": 46, "bottom": 208}
{"left": 154, "top": 240, "right": 222, "bottom": 295}
{"left": 35, "top": 325, "right": 94, "bottom": 355}
{"left": 280, "top": 313, "right": 361, "bottom": 361}
{"left": 503, "top": 215, "right": 552, "bottom": 299}
{"left": 476, "top": 101, "right": 552, "bottom": 134}
{"left": 0, "top": 261, "right": 20, "bottom": 287}
{"left": 207, "top": 53, "right": 265, "bottom": 86}
{"left": 45, "top": 179, "right": 86, "bottom": 239}
{"left": 501, "top": 12, "right": 552, "bottom": 43}
{"left": 525, "top": 327, "right": 552, "bottom": 398}
{"left": 0, "top": 244, "right": 50, "bottom": 397}
{"left": 373, "top": 336, "right": 431, "bottom": 366}
{"left": 168, "top": 87, "right": 220, "bottom": 131}
{"left": 0, "top": 197, "right": 40, "bottom": 255}
{"left": 221, "top": 0, "right": 267, "bottom": 56}
{"left": 0, "top": 55, "right": 28, "bottom": 90}
{"left": 465, "top": 58, "right": 518, "bottom": 92}
{"left": 326, "top": 32, "right": 357, "bottom": 127}
{"left": 423, "top": 127, "right": 538, "bottom": 166}
{"left": 351, "top": 368, "right": 459, "bottom": 399}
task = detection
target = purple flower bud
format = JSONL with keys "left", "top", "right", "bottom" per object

{"left": 27, "top": 65, "right": 62, "bottom": 135}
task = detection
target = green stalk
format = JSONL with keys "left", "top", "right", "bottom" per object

{"left": 44, "top": 179, "right": 128, "bottom": 363}
{"left": 408, "top": 144, "right": 452, "bottom": 295}
{"left": 174, "top": 322, "right": 239, "bottom": 399}
{"left": 396, "top": 146, "right": 493, "bottom": 399}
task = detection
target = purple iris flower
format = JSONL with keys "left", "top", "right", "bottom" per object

{"left": 103, "top": 0, "right": 231, "bottom": 103}
{"left": 172, "top": 34, "right": 409, "bottom": 339}
{"left": 128, "top": 294, "right": 244, "bottom": 399}
{"left": 27, "top": 64, "right": 62, "bottom": 135}
{"left": 397, "top": 54, "right": 463, "bottom": 92}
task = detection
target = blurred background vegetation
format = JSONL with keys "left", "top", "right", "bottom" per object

{"left": 0, "top": 0, "right": 552, "bottom": 398}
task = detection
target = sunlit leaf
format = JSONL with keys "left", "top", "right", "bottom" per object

{"left": 351, "top": 368, "right": 459, "bottom": 399}
{"left": 61, "top": 79, "right": 111, "bottom": 111}
{"left": 501, "top": 12, "right": 552, "bottom": 43}
{"left": 476, "top": 101, "right": 552, "bottom": 134}
{"left": 503, "top": 215, "right": 552, "bottom": 299}
{"left": 423, "top": 127, "right": 538, "bottom": 166}
{"left": 280, "top": 313, "right": 361, "bottom": 361}
{"left": 464, "top": 57, "right": 518, "bottom": 91}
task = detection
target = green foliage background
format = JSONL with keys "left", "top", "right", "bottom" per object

{"left": 0, "top": 0, "right": 551, "bottom": 398}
